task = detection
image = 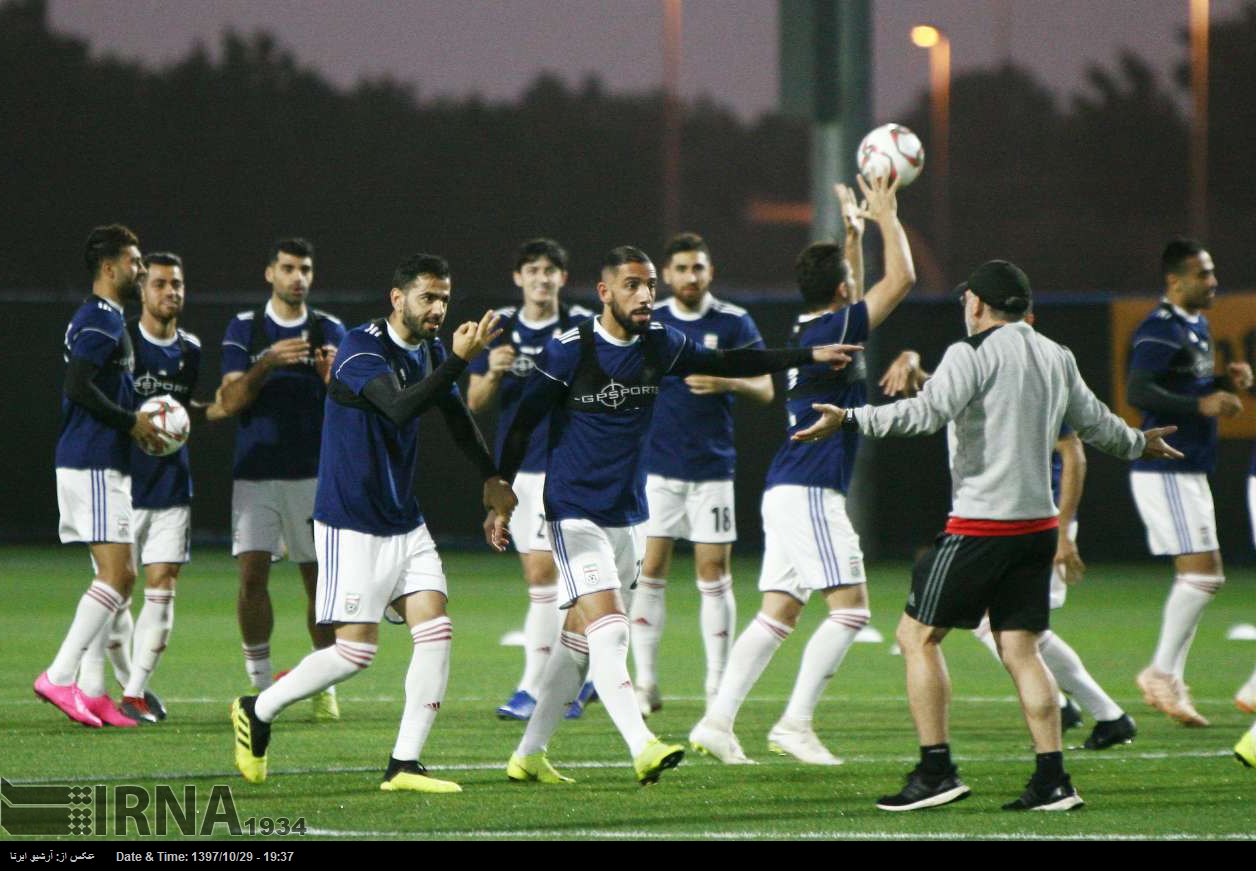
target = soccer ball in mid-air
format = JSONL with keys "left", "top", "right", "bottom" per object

{"left": 857, "top": 123, "right": 925, "bottom": 188}
{"left": 138, "top": 395, "right": 190, "bottom": 457}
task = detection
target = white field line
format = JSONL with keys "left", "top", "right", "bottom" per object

{"left": 4, "top": 749, "right": 1237, "bottom": 785}
{"left": 303, "top": 828, "right": 1255, "bottom": 841}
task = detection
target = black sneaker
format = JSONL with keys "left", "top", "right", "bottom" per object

{"left": 1061, "top": 697, "right": 1084, "bottom": 731}
{"left": 145, "top": 689, "right": 167, "bottom": 721}
{"left": 1002, "top": 775, "right": 1084, "bottom": 811}
{"left": 876, "top": 766, "right": 971, "bottom": 811}
{"left": 1083, "top": 714, "right": 1137, "bottom": 750}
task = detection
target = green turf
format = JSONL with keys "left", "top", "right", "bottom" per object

{"left": 2, "top": 545, "right": 1254, "bottom": 841}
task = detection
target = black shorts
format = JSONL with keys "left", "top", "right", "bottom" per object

{"left": 906, "top": 529, "right": 1056, "bottom": 632}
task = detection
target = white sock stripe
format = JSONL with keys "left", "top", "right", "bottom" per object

{"left": 561, "top": 632, "right": 590, "bottom": 653}
{"left": 696, "top": 579, "right": 732, "bottom": 595}
{"left": 410, "top": 618, "right": 454, "bottom": 644}
{"left": 754, "top": 614, "right": 791, "bottom": 641}
{"left": 335, "top": 641, "right": 377, "bottom": 668}
{"left": 640, "top": 580, "right": 666, "bottom": 590}
{"left": 527, "top": 587, "right": 558, "bottom": 602}
{"left": 144, "top": 592, "right": 175, "bottom": 602}
{"left": 86, "top": 587, "right": 121, "bottom": 612}
{"left": 1175, "top": 574, "right": 1224, "bottom": 594}
{"left": 585, "top": 613, "right": 629, "bottom": 636}
{"left": 828, "top": 609, "right": 871, "bottom": 629}
{"left": 90, "top": 580, "right": 125, "bottom": 608}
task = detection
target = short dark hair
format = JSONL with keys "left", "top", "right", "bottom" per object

{"left": 515, "top": 238, "right": 568, "bottom": 272}
{"left": 84, "top": 224, "right": 139, "bottom": 278}
{"left": 143, "top": 252, "right": 183, "bottom": 270}
{"left": 794, "top": 242, "right": 851, "bottom": 310}
{"left": 1162, "top": 237, "right": 1205, "bottom": 276}
{"left": 601, "top": 245, "right": 653, "bottom": 277}
{"left": 268, "top": 237, "right": 314, "bottom": 264}
{"left": 663, "top": 232, "right": 710, "bottom": 266}
{"left": 393, "top": 253, "right": 451, "bottom": 290}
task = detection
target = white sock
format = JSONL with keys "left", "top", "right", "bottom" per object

{"left": 782, "top": 608, "right": 869, "bottom": 722}
{"left": 392, "top": 617, "right": 453, "bottom": 762}
{"left": 517, "top": 630, "right": 589, "bottom": 756}
{"left": 124, "top": 589, "right": 175, "bottom": 698}
{"left": 78, "top": 626, "right": 110, "bottom": 697}
{"left": 242, "top": 643, "right": 273, "bottom": 690}
{"left": 1037, "top": 630, "right": 1122, "bottom": 721}
{"left": 698, "top": 576, "right": 736, "bottom": 699}
{"left": 48, "top": 580, "right": 122, "bottom": 687}
{"left": 707, "top": 612, "right": 793, "bottom": 727}
{"left": 255, "top": 640, "right": 374, "bottom": 723}
{"left": 106, "top": 598, "right": 134, "bottom": 687}
{"left": 972, "top": 615, "right": 1001, "bottom": 660}
{"left": 586, "top": 613, "right": 654, "bottom": 757}
{"left": 519, "top": 585, "right": 557, "bottom": 696}
{"left": 629, "top": 576, "right": 666, "bottom": 688}
{"left": 1152, "top": 574, "right": 1222, "bottom": 677}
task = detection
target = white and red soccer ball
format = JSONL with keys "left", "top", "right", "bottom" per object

{"left": 139, "top": 395, "right": 190, "bottom": 457}
{"left": 857, "top": 123, "right": 925, "bottom": 188}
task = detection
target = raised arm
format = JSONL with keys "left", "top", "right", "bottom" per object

{"left": 857, "top": 174, "right": 917, "bottom": 329}
{"left": 836, "top": 182, "right": 866, "bottom": 301}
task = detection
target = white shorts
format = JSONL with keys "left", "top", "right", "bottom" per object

{"left": 509, "top": 472, "right": 551, "bottom": 555}
{"left": 759, "top": 485, "right": 865, "bottom": 603}
{"left": 1248, "top": 476, "right": 1256, "bottom": 550}
{"left": 549, "top": 519, "right": 644, "bottom": 609}
{"left": 132, "top": 505, "right": 191, "bottom": 566}
{"left": 1049, "top": 520, "right": 1078, "bottom": 610}
{"left": 644, "top": 475, "right": 737, "bottom": 543}
{"left": 57, "top": 468, "right": 133, "bottom": 545}
{"left": 314, "top": 521, "right": 447, "bottom": 624}
{"left": 232, "top": 478, "right": 318, "bottom": 563}
{"left": 1130, "top": 471, "right": 1218, "bottom": 556}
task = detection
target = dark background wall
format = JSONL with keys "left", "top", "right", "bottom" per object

{"left": 8, "top": 294, "right": 1252, "bottom": 564}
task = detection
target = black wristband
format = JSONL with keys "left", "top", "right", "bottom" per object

{"left": 841, "top": 408, "right": 860, "bottom": 432}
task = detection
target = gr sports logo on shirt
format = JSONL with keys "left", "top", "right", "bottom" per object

{"left": 572, "top": 379, "right": 658, "bottom": 410}
{"left": 134, "top": 372, "right": 190, "bottom": 398}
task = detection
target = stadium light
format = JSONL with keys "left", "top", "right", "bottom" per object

{"left": 913, "top": 23, "right": 950, "bottom": 271}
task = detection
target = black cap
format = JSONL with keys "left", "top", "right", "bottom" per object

{"left": 953, "top": 260, "right": 1032, "bottom": 314}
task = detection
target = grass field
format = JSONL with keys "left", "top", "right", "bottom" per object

{"left": 2, "top": 545, "right": 1254, "bottom": 841}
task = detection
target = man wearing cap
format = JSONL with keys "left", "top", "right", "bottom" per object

{"left": 794, "top": 260, "right": 1181, "bottom": 812}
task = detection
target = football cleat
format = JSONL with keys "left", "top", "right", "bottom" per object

{"left": 312, "top": 687, "right": 340, "bottom": 722}
{"left": 34, "top": 673, "right": 102, "bottom": 728}
{"left": 380, "top": 758, "right": 461, "bottom": 793}
{"left": 688, "top": 719, "right": 756, "bottom": 765}
{"left": 767, "top": 718, "right": 843, "bottom": 765}
{"left": 81, "top": 693, "right": 137, "bottom": 727}
{"left": 506, "top": 752, "right": 575, "bottom": 784}
{"left": 1136, "top": 666, "right": 1208, "bottom": 727}
{"left": 633, "top": 738, "right": 685, "bottom": 786}
{"left": 120, "top": 695, "right": 160, "bottom": 725}
{"left": 1234, "top": 730, "right": 1256, "bottom": 769}
{"left": 496, "top": 690, "right": 538, "bottom": 721}
{"left": 876, "top": 766, "right": 971, "bottom": 812}
{"left": 1002, "top": 775, "right": 1085, "bottom": 811}
{"left": 1236, "top": 682, "right": 1256, "bottom": 715}
{"left": 143, "top": 689, "right": 168, "bottom": 721}
{"left": 1083, "top": 714, "right": 1137, "bottom": 750}
{"left": 231, "top": 696, "right": 270, "bottom": 784}
{"left": 564, "top": 681, "right": 597, "bottom": 719}
{"left": 1060, "top": 697, "right": 1083, "bottom": 731}
{"left": 635, "top": 684, "right": 662, "bottom": 719}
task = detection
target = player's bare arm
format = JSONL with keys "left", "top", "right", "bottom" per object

{"left": 1054, "top": 432, "right": 1086, "bottom": 585}
{"left": 879, "top": 349, "right": 931, "bottom": 397}
{"left": 682, "top": 373, "right": 774, "bottom": 403}
{"left": 313, "top": 344, "right": 337, "bottom": 385}
{"left": 856, "top": 174, "right": 917, "bottom": 329}
{"left": 466, "top": 345, "right": 516, "bottom": 412}
{"left": 836, "top": 182, "right": 866, "bottom": 301}
{"left": 217, "top": 336, "right": 311, "bottom": 417}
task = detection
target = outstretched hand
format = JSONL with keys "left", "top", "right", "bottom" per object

{"left": 790, "top": 403, "right": 846, "bottom": 443}
{"left": 835, "top": 182, "right": 866, "bottom": 239}
{"left": 855, "top": 171, "right": 900, "bottom": 223}
{"left": 879, "top": 350, "right": 928, "bottom": 397}
{"left": 1141, "top": 426, "right": 1183, "bottom": 460}
{"left": 811, "top": 343, "right": 864, "bottom": 370}
{"left": 453, "top": 310, "right": 504, "bottom": 361}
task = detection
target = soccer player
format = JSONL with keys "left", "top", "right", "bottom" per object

{"left": 466, "top": 239, "right": 594, "bottom": 721}
{"left": 35, "top": 224, "right": 165, "bottom": 728}
{"left": 231, "top": 253, "right": 516, "bottom": 792}
{"left": 218, "top": 238, "right": 346, "bottom": 719}
{"left": 630, "top": 232, "right": 773, "bottom": 717}
{"left": 1127, "top": 239, "right": 1252, "bottom": 727}
{"left": 688, "top": 176, "right": 914, "bottom": 766}
{"left": 793, "top": 260, "right": 1180, "bottom": 811}
{"left": 881, "top": 352, "right": 1137, "bottom": 751}
{"left": 490, "top": 246, "right": 860, "bottom": 785}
